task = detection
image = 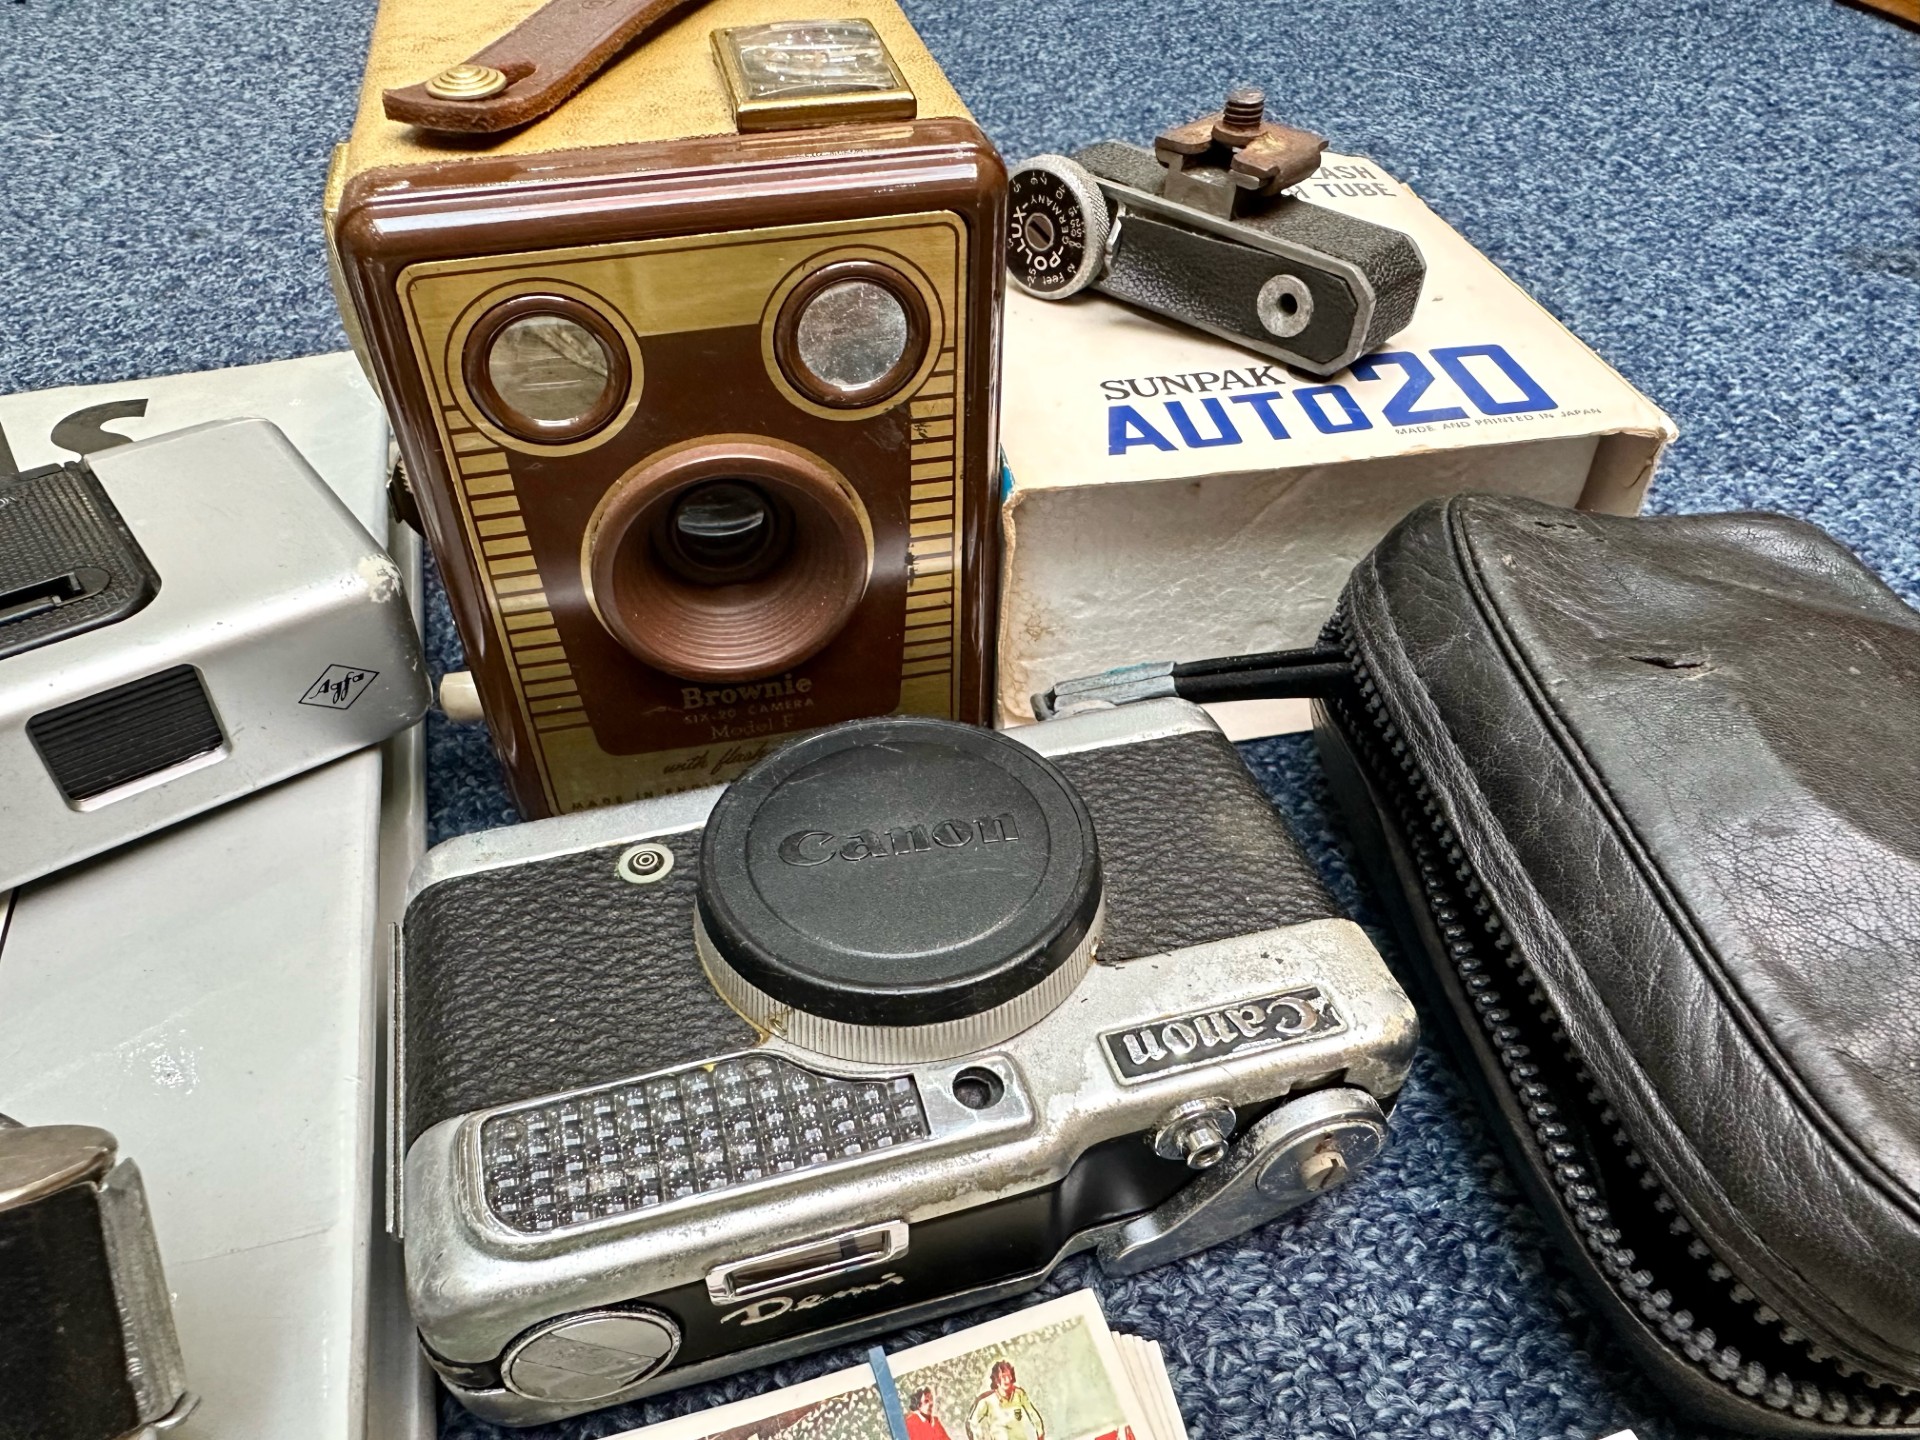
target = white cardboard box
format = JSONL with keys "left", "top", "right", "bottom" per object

{"left": 996, "top": 152, "right": 1676, "bottom": 732}
{"left": 0, "top": 353, "right": 432, "bottom": 1440}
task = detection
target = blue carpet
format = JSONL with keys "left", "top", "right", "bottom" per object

{"left": 3, "top": 1, "right": 1916, "bottom": 1438}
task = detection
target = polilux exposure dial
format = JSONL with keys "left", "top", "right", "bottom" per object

{"left": 1006, "top": 155, "right": 1110, "bottom": 300}
{"left": 695, "top": 716, "right": 1104, "bottom": 1063}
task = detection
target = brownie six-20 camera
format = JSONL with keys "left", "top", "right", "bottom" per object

{"left": 328, "top": 0, "right": 1007, "bottom": 820}
{"left": 1006, "top": 89, "right": 1426, "bottom": 376}
{"left": 395, "top": 699, "right": 1417, "bottom": 1425}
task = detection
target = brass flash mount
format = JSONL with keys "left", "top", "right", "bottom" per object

{"left": 1151, "top": 86, "right": 1327, "bottom": 220}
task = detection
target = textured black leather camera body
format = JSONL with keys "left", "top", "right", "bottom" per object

{"left": 395, "top": 700, "right": 1416, "bottom": 1425}
{"left": 1071, "top": 141, "right": 1422, "bottom": 375}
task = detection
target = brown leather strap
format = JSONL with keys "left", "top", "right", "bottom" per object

{"left": 382, "top": 0, "right": 710, "bottom": 134}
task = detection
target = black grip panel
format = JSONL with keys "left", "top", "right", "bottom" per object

{"left": 0, "top": 461, "right": 159, "bottom": 662}
{"left": 401, "top": 726, "right": 1339, "bottom": 1144}
{"left": 0, "top": 1184, "right": 140, "bottom": 1440}
{"left": 27, "top": 665, "right": 225, "bottom": 803}
{"left": 403, "top": 846, "right": 754, "bottom": 1148}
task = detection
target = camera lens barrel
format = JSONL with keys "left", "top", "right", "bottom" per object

{"left": 695, "top": 717, "right": 1104, "bottom": 1063}
{"left": 583, "top": 438, "right": 873, "bottom": 683}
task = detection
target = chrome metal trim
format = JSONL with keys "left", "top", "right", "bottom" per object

{"left": 1148, "top": 1097, "right": 1235, "bottom": 1166}
{"left": 388, "top": 919, "right": 406, "bottom": 1240}
{"left": 696, "top": 897, "right": 1105, "bottom": 1064}
{"left": 146, "top": 1388, "right": 201, "bottom": 1432}
{"left": 1009, "top": 696, "right": 1217, "bottom": 758}
{"left": 403, "top": 918, "right": 1415, "bottom": 1380}
{"left": 402, "top": 701, "right": 1218, "bottom": 897}
{"left": 437, "top": 1254, "right": 1098, "bottom": 1426}
{"left": 0, "top": 1123, "right": 116, "bottom": 1211}
{"left": 405, "top": 789, "right": 719, "bottom": 907}
{"left": 499, "top": 1307, "right": 681, "bottom": 1403}
{"left": 1099, "top": 1086, "right": 1389, "bottom": 1273}
{"left": 1099, "top": 984, "right": 1347, "bottom": 1085}
{"left": 705, "top": 1218, "right": 909, "bottom": 1305}
{"left": 99, "top": 1159, "right": 191, "bottom": 1424}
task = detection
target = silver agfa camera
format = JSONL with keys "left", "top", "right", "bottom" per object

{"left": 395, "top": 700, "right": 1417, "bottom": 1425}
{"left": 0, "top": 418, "right": 429, "bottom": 889}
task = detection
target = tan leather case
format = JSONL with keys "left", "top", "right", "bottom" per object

{"left": 328, "top": 0, "right": 1006, "bottom": 817}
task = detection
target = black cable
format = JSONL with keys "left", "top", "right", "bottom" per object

{"left": 1169, "top": 645, "right": 1351, "bottom": 703}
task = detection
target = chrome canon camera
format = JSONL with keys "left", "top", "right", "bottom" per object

{"left": 395, "top": 700, "right": 1416, "bottom": 1425}
{"left": 1006, "top": 88, "right": 1425, "bottom": 376}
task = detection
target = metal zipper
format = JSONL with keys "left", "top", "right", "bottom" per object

{"left": 1322, "top": 605, "right": 1920, "bottom": 1427}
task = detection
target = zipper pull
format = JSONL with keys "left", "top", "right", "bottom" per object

{"left": 1033, "top": 644, "right": 1351, "bottom": 719}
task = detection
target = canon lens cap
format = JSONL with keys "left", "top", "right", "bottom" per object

{"left": 696, "top": 717, "right": 1103, "bottom": 1063}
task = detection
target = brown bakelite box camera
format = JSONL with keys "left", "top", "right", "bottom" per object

{"left": 326, "top": 0, "right": 1007, "bottom": 817}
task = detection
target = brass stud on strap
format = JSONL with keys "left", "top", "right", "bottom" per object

{"left": 425, "top": 63, "right": 509, "bottom": 101}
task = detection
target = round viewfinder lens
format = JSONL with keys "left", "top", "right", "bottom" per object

{"left": 486, "top": 313, "right": 615, "bottom": 426}
{"left": 793, "top": 280, "right": 910, "bottom": 393}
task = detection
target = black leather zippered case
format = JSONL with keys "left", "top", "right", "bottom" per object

{"left": 1314, "top": 495, "right": 1920, "bottom": 1434}
{"left": 1036, "top": 492, "right": 1920, "bottom": 1434}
